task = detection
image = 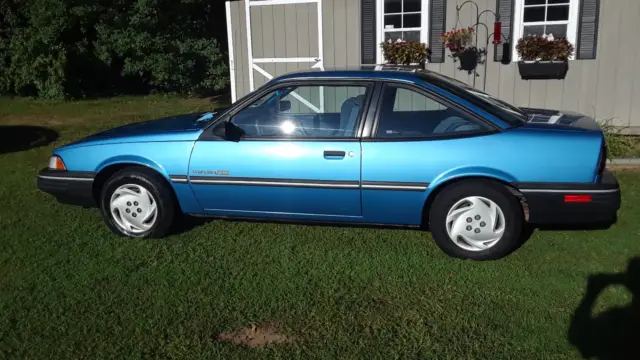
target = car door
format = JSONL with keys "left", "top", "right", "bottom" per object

{"left": 360, "top": 82, "right": 496, "bottom": 225}
{"left": 188, "top": 81, "right": 373, "bottom": 221}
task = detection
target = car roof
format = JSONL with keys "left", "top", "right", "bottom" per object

{"left": 271, "top": 65, "right": 437, "bottom": 83}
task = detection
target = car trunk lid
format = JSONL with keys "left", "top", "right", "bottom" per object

{"left": 519, "top": 107, "right": 602, "bottom": 132}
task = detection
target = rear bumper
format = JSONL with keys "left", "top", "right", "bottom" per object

{"left": 37, "top": 168, "right": 96, "bottom": 207}
{"left": 516, "top": 170, "right": 621, "bottom": 226}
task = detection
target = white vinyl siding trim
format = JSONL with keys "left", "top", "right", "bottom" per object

{"left": 512, "top": 0, "right": 580, "bottom": 61}
{"left": 375, "top": 0, "right": 430, "bottom": 64}
{"left": 226, "top": 2, "right": 237, "bottom": 103}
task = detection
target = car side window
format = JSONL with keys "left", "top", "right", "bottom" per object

{"left": 229, "top": 85, "right": 369, "bottom": 138}
{"left": 375, "top": 85, "right": 491, "bottom": 139}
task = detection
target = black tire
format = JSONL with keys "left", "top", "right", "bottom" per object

{"left": 428, "top": 179, "right": 524, "bottom": 261}
{"left": 99, "top": 166, "right": 177, "bottom": 238}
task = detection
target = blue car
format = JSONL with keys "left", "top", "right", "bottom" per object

{"left": 37, "top": 67, "right": 621, "bottom": 260}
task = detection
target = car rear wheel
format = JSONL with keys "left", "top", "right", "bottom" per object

{"left": 99, "top": 167, "right": 176, "bottom": 238}
{"left": 428, "top": 180, "right": 524, "bottom": 260}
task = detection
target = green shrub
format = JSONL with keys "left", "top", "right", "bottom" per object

{"left": 380, "top": 39, "right": 431, "bottom": 66}
{"left": 515, "top": 35, "right": 574, "bottom": 61}
{"left": 598, "top": 118, "right": 636, "bottom": 158}
{"left": 0, "top": 0, "right": 229, "bottom": 99}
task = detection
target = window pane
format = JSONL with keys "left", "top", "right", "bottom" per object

{"left": 547, "top": 5, "right": 569, "bottom": 21}
{"left": 377, "top": 86, "right": 488, "bottom": 138}
{"left": 545, "top": 24, "right": 567, "bottom": 38}
{"left": 403, "top": 31, "right": 421, "bottom": 42}
{"left": 524, "top": 0, "right": 545, "bottom": 5}
{"left": 523, "top": 25, "right": 545, "bottom": 36}
{"left": 384, "top": 0, "right": 401, "bottom": 13}
{"left": 403, "top": 0, "right": 421, "bottom": 12}
{"left": 384, "top": 31, "right": 403, "bottom": 42}
{"left": 523, "top": 7, "right": 545, "bottom": 22}
{"left": 384, "top": 15, "right": 402, "bottom": 29}
{"left": 231, "top": 86, "right": 368, "bottom": 138}
{"left": 403, "top": 13, "right": 421, "bottom": 28}
{"left": 385, "top": 31, "right": 420, "bottom": 42}
{"left": 548, "top": 0, "right": 570, "bottom": 4}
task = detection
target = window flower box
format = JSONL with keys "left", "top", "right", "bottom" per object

{"left": 517, "top": 61, "right": 569, "bottom": 80}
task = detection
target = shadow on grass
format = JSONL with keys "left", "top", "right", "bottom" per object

{"left": 172, "top": 215, "right": 536, "bottom": 257}
{"left": 0, "top": 126, "right": 59, "bottom": 154}
{"left": 568, "top": 257, "right": 640, "bottom": 360}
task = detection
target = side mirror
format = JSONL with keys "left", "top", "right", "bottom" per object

{"left": 212, "top": 121, "right": 245, "bottom": 142}
{"left": 279, "top": 100, "right": 291, "bottom": 112}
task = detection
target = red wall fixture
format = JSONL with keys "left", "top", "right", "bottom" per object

{"left": 493, "top": 22, "right": 502, "bottom": 45}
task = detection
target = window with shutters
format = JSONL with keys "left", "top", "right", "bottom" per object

{"left": 376, "top": 0, "right": 429, "bottom": 63}
{"left": 512, "top": 0, "right": 581, "bottom": 60}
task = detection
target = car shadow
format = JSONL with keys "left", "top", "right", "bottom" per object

{"left": 0, "top": 126, "right": 59, "bottom": 155}
{"left": 171, "top": 215, "right": 212, "bottom": 236}
{"left": 172, "top": 215, "right": 428, "bottom": 236}
{"left": 568, "top": 257, "right": 640, "bottom": 360}
{"left": 534, "top": 221, "right": 616, "bottom": 231}
{"left": 172, "top": 216, "right": 537, "bottom": 257}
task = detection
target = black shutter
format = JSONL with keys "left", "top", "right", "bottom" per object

{"left": 576, "top": 0, "right": 600, "bottom": 60}
{"left": 494, "top": 0, "right": 514, "bottom": 63}
{"left": 428, "top": 0, "right": 447, "bottom": 63}
{"left": 361, "top": 0, "right": 377, "bottom": 64}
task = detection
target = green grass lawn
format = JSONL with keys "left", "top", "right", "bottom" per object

{"left": 1, "top": 96, "right": 640, "bottom": 359}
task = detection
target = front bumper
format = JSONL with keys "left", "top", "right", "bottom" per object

{"left": 516, "top": 170, "right": 621, "bottom": 226}
{"left": 37, "top": 168, "right": 97, "bottom": 207}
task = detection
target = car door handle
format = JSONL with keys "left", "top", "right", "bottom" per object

{"left": 324, "top": 150, "right": 346, "bottom": 158}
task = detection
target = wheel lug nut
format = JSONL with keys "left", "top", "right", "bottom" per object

{"left": 125, "top": 209, "right": 130, "bottom": 213}
{"left": 134, "top": 201, "right": 139, "bottom": 206}
{"left": 474, "top": 215, "right": 481, "bottom": 220}
{"left": 137, "top": 208, "right": 142, "bottom": 213}
{"left": 466, "top": 217, "right": 472, "bottom": 223}
{"left": 127, "top": 201, "right": 132, "bottom": 206}
{"left": 480, "top": 221, "right": 486, "bottom": 227}
{"left": 466, "top": 225, "right": 472, "bottom": 231}
{"left": 474, "top": 228, "right": 480, "bottom": 234}
{"left": 132, "top": 213, "right": 137, "bottom": 217}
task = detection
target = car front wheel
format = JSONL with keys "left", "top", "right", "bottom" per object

{"left": 428, "top": 180, "right": 524, "bottom": 261}
{"left": 99, "top": 167, "right": 176, "bottom": 238}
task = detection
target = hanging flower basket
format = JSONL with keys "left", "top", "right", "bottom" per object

{"left": 455, "top": 49, "right": 479, "bottom": 71}
{"left": 515, "top": 34, "right": 574, "bottom": 80}
{"left": 380, "top": 39, "right": 431, "bottom": 68}
{"left": 451, "top": 47, "right": 487, "bottom": 73}
{"left": 440, "top": 27, "right": 485, "bottom": 75}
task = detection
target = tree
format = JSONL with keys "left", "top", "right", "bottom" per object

{"left": 0, "top": 0, "right": 230, "bottom": 99}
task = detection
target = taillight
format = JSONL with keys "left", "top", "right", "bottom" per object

{"left": 565, "top": 195, "right": 592, "bottom": 203}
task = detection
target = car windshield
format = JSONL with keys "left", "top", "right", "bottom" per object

{"left": 420, "top": 72, "right": 528, "bottom": 127}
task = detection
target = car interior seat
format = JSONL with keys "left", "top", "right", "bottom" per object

{"left": 339, "top": 95, "right": 366, "bottom": 136}
{"left": 431, "top": 116, "right": 482, "bottom": 134}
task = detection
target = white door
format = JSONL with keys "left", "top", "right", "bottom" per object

{"left": 245, "top": 0, "right": 325, "bottom": 94}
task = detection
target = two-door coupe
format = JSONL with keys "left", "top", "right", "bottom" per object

{"left": 37, "top": 67, "right": 621, "bottom": 260}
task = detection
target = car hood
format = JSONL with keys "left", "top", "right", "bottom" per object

{"left": 518, "top": 107, "right": 602, "bottom": 132}
{"left": 65, "top": 110, "right": 226, "bottom": 148}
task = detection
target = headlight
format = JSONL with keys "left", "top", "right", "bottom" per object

{"left": 48, "top": 155, "right": 67, "bottom": 170}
